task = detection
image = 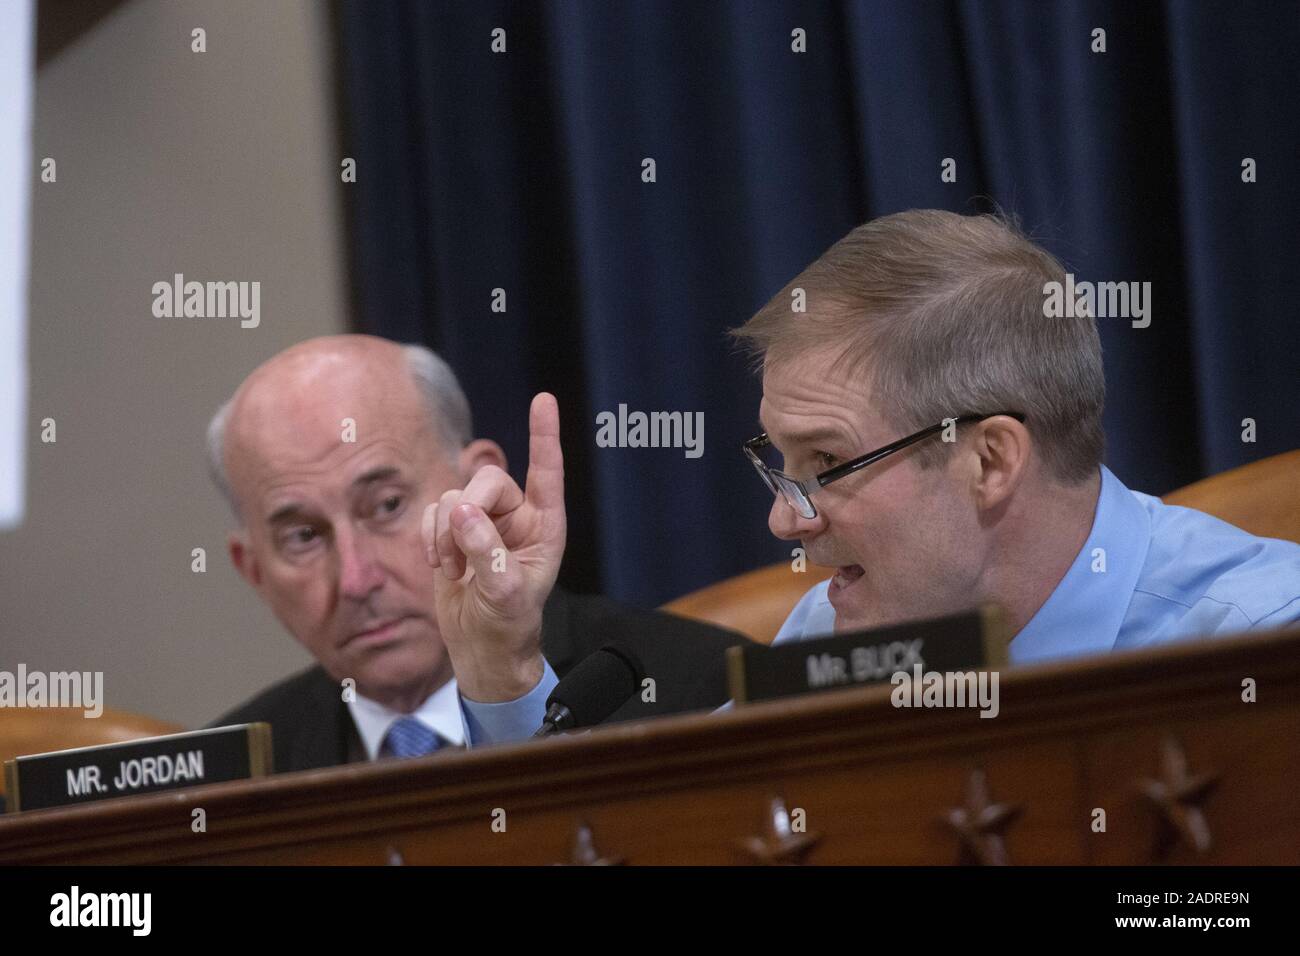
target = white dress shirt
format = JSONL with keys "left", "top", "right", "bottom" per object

{"left": 346, "top": 676, "right": 468, "bottom": 759}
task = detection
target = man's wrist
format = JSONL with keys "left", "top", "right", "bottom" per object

{"left": 459, "top": 659, "right": 560, "bottom": 747}
{"left": 455, "top": 649, "right": 546, "bottom": 703}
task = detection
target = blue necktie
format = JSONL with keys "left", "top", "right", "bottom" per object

{"left": 382, "top": 716, "right": 443, "bottom": 758}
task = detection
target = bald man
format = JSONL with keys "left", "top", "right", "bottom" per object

{"left": 207, "top": 335, "right": 745, "bottom": 772}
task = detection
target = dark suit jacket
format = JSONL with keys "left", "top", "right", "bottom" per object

{"left": 208, "top": 588, "right": 751, "bottom": 774}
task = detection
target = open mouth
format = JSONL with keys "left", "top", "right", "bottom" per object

{"left": 828, "top": 563, "right": 865, "bottom": 595}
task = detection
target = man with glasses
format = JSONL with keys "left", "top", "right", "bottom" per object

{"left": 426, "top": 210, "right": 1298, "bottom": 744}
{"left": 743, "top": 412, "right": 1026, "bottom": 522}
{"left": 731, "top": 210, "right": 1299, "bottom": 658}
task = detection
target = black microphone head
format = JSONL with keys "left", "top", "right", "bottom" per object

{"left": 545, "top": 644, "right": 645, "bottom": 730}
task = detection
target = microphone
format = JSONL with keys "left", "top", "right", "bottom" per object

{"left": 533, "top": 644, "right": 644, "bottom": 737}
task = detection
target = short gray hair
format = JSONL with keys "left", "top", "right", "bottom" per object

{"left": 732, "top": 210, "right": 1105, "bottom": 484}
{"left": 206, "top": 343, "right": 473, "bottom": 518}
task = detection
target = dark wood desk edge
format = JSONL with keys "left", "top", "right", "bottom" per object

{"left": 1, "top": 626, "right": 1295, "bottom": 863}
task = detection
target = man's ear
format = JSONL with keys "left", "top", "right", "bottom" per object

{"left": 972, "top": 415, "right": 1031, "bottom": 509}
{"left": 228, "top": 530, "right": 262, "bottom": 589}
{"left": 457, "top": 439, "right": 508, "bottom": 481}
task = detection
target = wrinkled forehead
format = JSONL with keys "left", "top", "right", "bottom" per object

{"left": 758, "top": 347, "right": 884, "bottom": 446}
{"left": 224, "top": 359, "right": 436, "bottom": 504}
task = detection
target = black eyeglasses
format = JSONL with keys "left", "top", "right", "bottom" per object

{"left": 742, "top": 412, "right": 1026, "bottom": 519}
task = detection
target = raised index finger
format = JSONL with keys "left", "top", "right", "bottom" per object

{"left": 525, "top": 392, "right": 564, "bottom": 510}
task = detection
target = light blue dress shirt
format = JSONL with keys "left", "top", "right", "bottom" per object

{"left": 771, "top": 465, "right": 1300, "bottom": 661}
{"left": 456, "top": 464, "right": 1299, "bottom": 737}
{"left": 458, "top": 661, "right": 559, "bottom": 746}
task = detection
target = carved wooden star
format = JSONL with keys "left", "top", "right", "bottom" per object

{"left": 1136, "top": 735, "right": 1220, "bottom": 858}
{"left": 559, "top": 820, "right": 623, "bottom": 866}
{"left": 737, "top": 794, "right": 821, "bottom": 865}
{"left": 943, "top": 768, "right": 1022, "bottom": 865}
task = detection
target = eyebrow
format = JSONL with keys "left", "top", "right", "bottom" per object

{"left": 264, "top": 466, "right": 405, "bottom": 525}
{"left": 758, "top": 418, "right": 850, "bottom": 448}
{"left": 351, "top": 465, "right": 402, "bottom": 489}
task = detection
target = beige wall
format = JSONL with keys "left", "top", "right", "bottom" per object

{"left": 1, "top": 0, "right": 348, "bottom": 726}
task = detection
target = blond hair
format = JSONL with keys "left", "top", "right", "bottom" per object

{"left": 732, "top": 210, "right": 1104, "bottom": 483}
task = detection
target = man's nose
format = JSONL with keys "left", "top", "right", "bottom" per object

{"left": 335, "top": 527, "right": 386, "bottom": 600}
{"left": 768, "top": 493, "right": 826, "bottom": 541}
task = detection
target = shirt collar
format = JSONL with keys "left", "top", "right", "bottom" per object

{"left": 1008, "top": 465, "right": 1151, "bottom": 664}
{"left": 346, "top": 675, "right": 466, "bottom": 760}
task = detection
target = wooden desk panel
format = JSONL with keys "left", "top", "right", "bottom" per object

{"left": 1, "top": 628, "right": 1296, "bottom": 865}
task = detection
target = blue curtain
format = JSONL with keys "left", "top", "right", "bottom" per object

{"left": 337, "top": 0, "right": 1300, "bottom": 607}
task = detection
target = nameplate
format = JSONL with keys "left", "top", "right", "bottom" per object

{"left": 2, "top": 723, "right": 272, "bottom": 812}
{"left": 727, "top": 606, "right": 1008, "bottom": 704}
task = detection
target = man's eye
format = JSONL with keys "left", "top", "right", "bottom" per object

{"left": 816, "top": 452, "right": 839, "bottom": 470}
{"left": 283, "top": 527, "right": 318, "bottom": 549}
{"left": 375, "top": 494, "right": 404, "bottom": 518}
